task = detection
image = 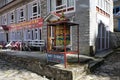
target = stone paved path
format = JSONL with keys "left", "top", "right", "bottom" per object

{"left": 0, "top": 59, "right": 49, "bottom": 80}
{"left": 78, "top": 50, "right": 120, "bottom": 80}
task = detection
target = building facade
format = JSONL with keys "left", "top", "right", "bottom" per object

{"left": 113, "top": 0, "right": 120, "bottom": 31}
{"left": 0, "top": 0, "right": 113, "bottom": 56}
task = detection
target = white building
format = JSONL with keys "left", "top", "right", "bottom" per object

{"left": 0, "top": 0, "right": 113, "bottom": 55}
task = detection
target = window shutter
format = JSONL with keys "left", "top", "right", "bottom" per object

{"left": 13, "top": 10, "right": 15, "bottom": 23}
{"left": 28, "top": 3, "right": 32, "bottom": 20}
{"left": 3, "top": 14, "right": 7, "bottom": 25}
{"left": 38, "top": 0, "right": 41, "bottom": 17}
{"left": 2, "top": 15, "right": 4, "bottom": 25}
{"left": 8, "top": 13, "right": 10, "bottom": 24}
{"left": 16, "top": 8, "right": 19, "bottom": 23}
{"left": 23, "top": 5, "right": 26, "bottom": 21}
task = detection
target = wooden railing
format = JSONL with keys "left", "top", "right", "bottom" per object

{"left": 27, "top": 40, "right": 45, "bottom": 51}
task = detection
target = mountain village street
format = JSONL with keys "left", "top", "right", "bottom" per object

{"left": 0, "top": 0, "right": 120, "bottom": 80}
{"left": 0, "top": 49, "right": 119, "bottom": 80}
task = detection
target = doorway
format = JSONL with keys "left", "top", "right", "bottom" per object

{"left": 96, "top": 21, "right": 109, "bottom": 52}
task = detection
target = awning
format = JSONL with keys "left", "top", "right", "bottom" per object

{"left": 0, "top": 25, "right": 9, "bottom": 31}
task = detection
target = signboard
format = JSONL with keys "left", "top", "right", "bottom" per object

{"left": 47, "top": 53, "right": 64, "bottom": 64}
{"left": 9, "top": 18, "right": 43, "bottom": 30}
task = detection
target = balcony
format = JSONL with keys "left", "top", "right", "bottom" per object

{"left": 51, "top": 4, "right": 75, "bottom": 14}
{"left": 0, "top": 0, "right": 24, "bottom": 13}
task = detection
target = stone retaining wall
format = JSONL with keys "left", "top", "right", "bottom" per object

{"left": 110, "top": 32, "right": 120, "bottom": 48}
{"left": 0, "top": 52, "right": 73, "bottom": 80}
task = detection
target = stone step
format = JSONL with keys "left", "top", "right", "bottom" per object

{"left": 115, "top": 51, "right": 120, "bottom": 54}
{"left": 88, "top": 59, "right": 104, "bottom": 72}
{"left": 114, "top": 48, "right": 120, "bottom": 51}
{"left": 54, "top": 63, "right": 88, "bottom": 80}
{"left": 95, "top": 50, "right": 113, "bottom": 58}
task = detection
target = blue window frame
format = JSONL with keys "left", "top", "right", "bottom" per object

{"left": 113, "top": 6, "right": 120, "bottom": 14}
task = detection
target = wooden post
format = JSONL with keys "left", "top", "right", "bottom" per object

{"left": 47, "top": 25, "right": 49, "bottom": 52}
{"left": 64, "top": 23, "right": 67, "bottom": 68}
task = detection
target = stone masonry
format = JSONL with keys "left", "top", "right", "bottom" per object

{"left": 74, "top": 0, "right": 90, "bottom": 55}
{"left": 0, "top": 51, "right": 89, "bottom": 80}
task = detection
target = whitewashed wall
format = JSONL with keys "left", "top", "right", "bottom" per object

{"left": 89, "top": 0, "right": 97, "bottom": 46}
{"left": 89, "top": 0, "right": 113, "bottom": 46}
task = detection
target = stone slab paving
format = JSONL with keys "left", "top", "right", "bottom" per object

{"left": 78, "top": 50, "right": 120, "bottom": 80}
{"left": 0, "top": 59, "right": 49, "bottom": 80}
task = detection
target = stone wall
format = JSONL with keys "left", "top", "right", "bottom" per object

{"left": 74, "top": 0, "right": 90, "bottom": 55}
{"left": 0, "top": 52, "right": 73, "bottom": 80}
{"left": 110, "top": 32, "right": 120, "bottom": 48}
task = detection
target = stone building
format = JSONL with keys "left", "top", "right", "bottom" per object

{"left": 113, "top": 0, "right": 120, "bottom": 31}
{"left": 0, "top": 0, "right": 113, "bottom": 56}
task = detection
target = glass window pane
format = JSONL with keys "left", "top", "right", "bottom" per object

{"left": 39, "top": 29, "right": 41, "bottom": 40}
{"left": 116, "top": 7, "right": 119, "bottom": 13}
{"left": 56, "top": 0, "right": 62, "bottom": 6}
{"left": 33, "top": 6, "right": 37, "bottom": 13}
{"left": 68, "top": 0, "right": 74, "bottom": 7}
{"left": 50, "top": 0, "right": 56, "bottom": 11}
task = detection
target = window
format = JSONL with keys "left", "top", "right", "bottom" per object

{"left": 16, "top": 5, "right": 26, "bottom": 22}
{"left": 116, "top": 7, "right": 119, "bottom": 13}
{"left": 20, "top": 9, "right": 24, "bottom": 18}
{"left": 102, "top": 0, "right": 105, "bottom": 10}
{"left": 98, "top": 0, "right": 101, "bottom": 7}
{"left": 114, "top": 6, "right": 120, "bottom": 14}
{"left": 68, "top": 0, "right": 74, "bottom": 7}
{"left": 2, "top": 14, "right": 7, "bottom": 25}
{"left": 33, "top": 4, "right": 37, "bottom": 13}
{"left": 11, "top": 13, "right": 14, "bottom": 21}
{"left": 0, "top": 0, "right": 13, "bottom": 8}
{"left": 106, "top": 2, "right": 109, "bottom": 13}
{"left": 8, "top": 10, "right": 15, "bottom": 24}
{"left": 32, "top": 3, "right": 38, "bottom": 17}
{"left": 39, "top": 29, "right": 41, "bottom": 40}
{"left": 27, "top": 30, "right": 31, "bottom": 40}
{"left": 56, "top": 0, "right": 62, "bottom": 6}
{"left": 100, "top": 0, "right": 102, "bottom": 9}
{"left": 49, "top": 0, "right": 75, "bottom": 13}
{"left": 7, "top": 0, "right": 13, "bottom": 3}
{"left": 97, "top": 22, "right": 109, "bottom": 51}
{"left": 106, "top": 2, "right": 108, "bottom": 12}
{"left": 97, "top": 0, "right": 111, "bottom": 13}
{"left": 11, "top": 31, "right": 15, "bottom": 41}
{"left": 34, "top": 29, "right": 38, "bottom": 40}
{"left": 28, "top": 0, "right": 41, "bottom": 20}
